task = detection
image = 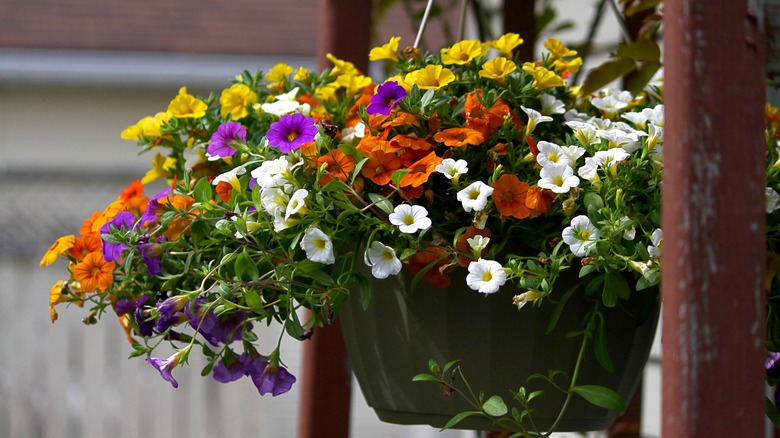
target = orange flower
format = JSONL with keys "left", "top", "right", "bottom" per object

{"left": 464, "top": 92, "right": 504, "bottom": 137}
{"left": 49, "top": 280, "right": 65, "bottom": 323}
{"left": 300, "top": 141, "right": 319, "bottom": 167}
{"left": 400, "top": 151, "right": 443, "bottom": 188}
{"left": 356, "top": 134, "right": 394, "bottom": 155}
{"left": 361, "top": 151, "right": 402, "bottom": 186}
{"left": 215, "top": 181, "right": 234, "bottom": 202}
{"left": 158, "top": 193, "right": 196, "bottom": 240}
{"left": 68, "top": 235, "right": 102, "bottom": 261}
{"left": 119, "top": 180, "right": 149, "bottom": 216}
{"left": 404, "top": 247, "right": 454, "bottom": 288}
{"left": 384, "top": 112, "right": 420, "bottom": 128}
{"left": 434, "top": 127, "right": 485, "bottom": 147}
{"left": 80, "top": 211, "right": 103, "bottom": 238}
{"left": 525, "top": 185, "right": 555, "bottom": 216}
{"left": 390, "top": 134, "right": 433, "bottom": 152}
{"left": 492, "top": 174, "right": 531, "bottom": 219}
{"left": 72, "top": 251, "right": 116, "bottom": 292}
{"left": 455, "top": 226, "right": 492, "bottom": 267}
{"left": 316, "top": 149, "right": 356, "bottom": 186}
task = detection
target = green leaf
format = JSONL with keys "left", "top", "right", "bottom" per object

{"left": 441, "top": 411, "right": 482, "bottom": 430}
{"left": 354, "top": 274, "right": 371, "bottom": 310}
{"left": 442, "top": 359, "right": 459, "bottom": 375}
{"left": 604, "top": 270, "right": 630, "bottom": 307}
{"left": 420, "top": 88, "right": 436, "bottom": 109}
{"left": 235, "top": 251, "right": 259, "bottom": 281}
{"left": 766, "top": 396, "right": 780, "bottom": 429}
{"left": 244, "top": 289, "right": 264, "bottom": 313}
{"left": 570, "top": 385, "right": 625, "bottom": 411}
{"left": 580, "top": 58, "right": 636, "bottom": 96}
{"left": 625, "top": 62, "right": 662, "bottom": 96}
{"left": 193, "top": 177, "right": 213, "bottom": 203}
{"left": 594, "top": 316, "right": 614, "bottom": 372}
{"left": 616, "top": 39, "right": 661, "bottom": 63}
{"left": 482, "top": 395, "right": 508, "bottom": 417}
{"left": 367, "top": 192, "right": 394, "bottom": 215}
{"left": 412, "top": 374, "right": 440, "bottom": 382}
{"left": 583, "top": 192, "right": 605, "bottom": 210}
{"left": 546, "top": 283, "right": 579, "bottom": 334}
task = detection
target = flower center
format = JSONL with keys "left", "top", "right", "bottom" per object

{"left": 549, "top": 153, "right": 560, "bottom": 163}
{"left": 482, "top": 272, "right": 493, "bottom": 282}
{"left": 286, "top": 130, "right": 300, "bottom": 142}
{"left": 314, "top": 238, "right": 327, "bottom": 250}
{"left": 553, "top": 176, "right": 565, "bottom": 187}
{"left": 375, "top": 165, "right": 386, "bottom": 174}
{"left": 403, "top": 215, "right": 415, "bottom": 226}
{"left": 579, "top": 230, "right": 590, "bottom": 240}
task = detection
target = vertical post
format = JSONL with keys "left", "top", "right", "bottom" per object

{"left": 502, "top": 0, "right": 536, "bottom": 62}
{"left": 297, "top": 2, "right": 373, "bottom": 438}
{"left": 662, "top": 1, "right": 766, "bottom": 437}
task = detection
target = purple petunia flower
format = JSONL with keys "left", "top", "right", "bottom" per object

{"left": 139, "top": 235, "right": 166, "bottom": 276}
{"left": 185, "top": 297, "right": 251, "bottom": 346}
{"left": 207, "top": 121, "right": 247, "bottom": 158}
{"left": 146, "top": 352, "right": 183, "bottom": 388}
{"left": 266, "top": 113, "right": 318, "bottom": 153}
{"left": 366, "top": 81, "right": 407, "bottom": 116}
{"left": 115, "top": 296, "right": 154, "bottom": 336}
{"left": 155, "top": 295, "right": 189, "bottom": 332}
{"left": 139, "top": 188, "right": 171, "bottom": 225}
{"left": 100, "top": 211, "right": 136, "bottom": 262}
{"left": 244, "top": 355, "right": 296, "bottom": 396}
{"left": 212, "top": 353, "right": 249, "bottom": 383}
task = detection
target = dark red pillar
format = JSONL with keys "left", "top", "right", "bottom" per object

{"left": 297, "top": 2, "right": 373, "bottom": 438}
{"left": 662, "top": 1, "right": 767, "bottom": 436}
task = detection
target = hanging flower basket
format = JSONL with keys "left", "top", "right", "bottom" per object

{"left": 341, "top": 249, "right": 659, "bottom": 432}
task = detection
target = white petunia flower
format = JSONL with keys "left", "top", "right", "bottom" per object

{"left": 591, "top": 94, "right": 629, "bottom": 117}
{"left": 300, "top": 227, "right": 335, "bottom": 265}
{"left": 251, "top": 157, "right": 292, "bottom": 189}
{"left": 284, "top": 189, "right": 309, "bottom": 220}
{"left": 536, "top": 141, "right": 572, "bottom": 167}
{"left": 593, "top": 149, "right": 630, "bottom": 170}
{"left": 562, "top": 215, "right": 601, "bottom": 257}
{"left": 341, "top": 122, "right": 366, "bottom": 143}
{"left": 539, "top": 93, "right": 566, "bottom": 116}
{"left": 466, "top": 235, "right": 491, "bottom": 253}
{"left": 577, "top": 158, "right": 600, "bottom": 182}
{"left": 435, "top": 158, "right": 469, "bottom": 180}
{"left": 521, "top": 106, "right": 553, "bottom": 136}
{"left": 261, "top": 187, "right": 291, "bottom": 215}
{"left": 457, "top": 181, "right": 494, "bottom": 212}
{"left": 272, "top": 207, "right": 299, "bottom": 232}
{"left": 647, "top": 228, "right": 663, "bottom": 259}
{"left": 646, "top": 123, "right": 664, "bottom": 150}
{"left": 767, "top": 188, "right": 780, "bottom": 213}
{"left": 597, "top": 128, "right": 641, "bottom": 153}
{"left": 620, "top": 216, "right": 636, "bottom": 240}
{"left": 364, "top": 241, "right": 402, "bottom": 279}
{"left": 642, "top": 104, "right": 664, "bottom": 127}
{"left": 561, "top": 145, "right": 586, "bottom": 163}
{"left": 538, "top": 163, "right": 580, "bottom": 194}
{"left": 389, "top": 204, "right": 432, "bottom": 234}
{"left": 466, "top": 259, "right": 507, "bottom": 294}
{"left": 260, "top": 87, "right": 312, "bottom": 116}
{"left": 512, "top": 291, "right": 539, "bottom": 310}
{"left": 212, "top": 166, "right": 246, "bottom": 192}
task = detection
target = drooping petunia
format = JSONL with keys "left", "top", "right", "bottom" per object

{"left": 146, "top": 348, "right": 189, "bottom": 389}
{"left": 40, "top": 235, "right": 76, "bottom": 266}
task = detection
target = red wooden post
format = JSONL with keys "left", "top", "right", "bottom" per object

{"left": 297, "top": 1, "right": 373, "bottom": 437}
{"left": 662, "top": 1, "right": 767, "bottom": 436}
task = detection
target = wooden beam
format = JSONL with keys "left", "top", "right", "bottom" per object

{"left": 502, "top": 0, "right": 536, "bottom": 62}
{"left": 297, "top": 2, "right": 373, "bottom": 438}
{"left": 662, "top": 1, "right": 767, "bottom": 436}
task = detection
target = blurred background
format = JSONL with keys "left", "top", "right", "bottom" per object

{"left": 0, "top": 0, "right": 663, "bottom": 437}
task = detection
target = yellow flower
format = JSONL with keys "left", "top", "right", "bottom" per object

{"left": 49, "top": 280, "right": 65, "bottom": 323}
{"left": 553, "top": 56, "right": 583, "bottom": 74}
{"left": 405, "top": 65, "right": 456, "bottom": 90}
{"left": 142, "top": 153, "right": 177, "bottom": 184}
{"left": 522, "top": 63, "right": 565, "bottom": 90}
{"left": 479, "top": 57, "right": 517, "bottom": 81}
{"left": 385, "top": 74, "right": 412, "bottom": 92}
{"left": 369, "top": 36, "right": 401, "bottom": 62}
{"left": 336, "top": 73, "right": 373, "bottom": 97}
{"left": 219, "top": 84, "right": 257, "bottom": 120}
{"left": 326, "top": 53, "right": 358, "bottom": 77}
{"left": 40, "top": 235, "right": 76, "bottom": 266}
{"left": 315, "top": 82, "right": 339, "bottom": 103}
{"left": 441, "top": 40, "right": 484, "bottom": 65}
{"left": 168, "top": 87, "right": 208, "bottom": 118}
{"left": 490, "top": 33, "right": 524, "bottom": 58}
{"left": 121, "top": 112, "right": 171, "bottom": 140}
{"left": 544, "top": 38, "right": 577, "bottom": 61}
{"left": 294, "top": 66, "right": 310, "bottom": 81}
{"left": 265, "top": 63, "right": 293, "bottom": 83}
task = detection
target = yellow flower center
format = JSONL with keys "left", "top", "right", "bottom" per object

{"left": 482, "top": 272, "right": 493, "bottom": 282}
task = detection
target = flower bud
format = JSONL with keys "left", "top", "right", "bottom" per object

{"left": 512, "top": 291, "right": 539, "bottom": 310}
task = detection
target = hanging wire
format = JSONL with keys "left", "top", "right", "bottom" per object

{"left": 413, "top": 0, "right": 436, "bottom": 49}
{"left": 457, "top": 0, "right": 469, "bottom": 42}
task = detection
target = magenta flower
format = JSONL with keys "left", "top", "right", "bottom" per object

{"left": 366, "top": 81, "right": 407, "bottom": 116}
{"left": 100, "top": 211, "right": 136, "bottom": 262}
{"left": 139, "top": 188, "right": 170, "bottom": 225}
{"left": 155, "top": 295, "right": 189, "bottom": 332}
{"left": 207, "top": 121, "right": 247, "bottom": 158}
{"left": 266, "top": 113, "right": 318, "bottom": 153}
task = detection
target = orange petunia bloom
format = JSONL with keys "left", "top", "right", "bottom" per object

{"left": 398, "top": 148, "right": 431, "bottom": 167}
{"left": 384, "top": 112, "right": 420, "bottom": 128}
{"left": 434, "top": 127, "right": 485, "bottom": 147}
{"left": 455, "top": 226, "right": 492, "bottom": 267}
{"left": 40, "top": 235, "right": 76, "bottom": 266}
{"left": 215, "top": 181, "right": 234, "bottom": 202}
{"left": 49, "top": 280, "right": 65, "bottom": 323}
{"left": 356, "top": 134, "right": 395, "bottom": 155}
{"left": 464, "top": 92, "right": 504, "bottom": 137}
{"left": 492, "top": 174, "right": 531, "bottom": 219}
{"left": 404, "top": 247, "right": 455, "bottom": 288}
{"left": 316, "top": 149, "right": 356, "bottom": 186}
{"left": 526, "top": 136, "right": 539, "bottom": 157}
{"left": 390, "top": 134, "right": 433, "bottom": 152}
{"left": 361, "top": 151, "right": 402, "bottom": 186}
{"left": 525, "top": 185, "right": 555, "bottom": 216}
{"left": 158, "top": 193, "right": 196, "bottom": 240}
{"left": 80, "top": 211, "right": 103, "bottom": 238}
{"left": 68, "top": 235, "right": 102, "bottom": 261}
{"left": 399, "top": 151, "right": 443, "bottom": 188}
{"left": 72, "top": 251, "right": 116, "bottom": 292}
{"left": 119, "top": 180, "right": 150, "bottom": 216}
{"left": 300, "top": 141, "right": 319, "bottom": 167}
{"left": 398, "top": 184, "right": 425, "bottom": 200}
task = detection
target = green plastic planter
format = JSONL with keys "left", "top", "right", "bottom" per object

{"left": 340, "top": 262, "right": 659, "bottom": 432}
